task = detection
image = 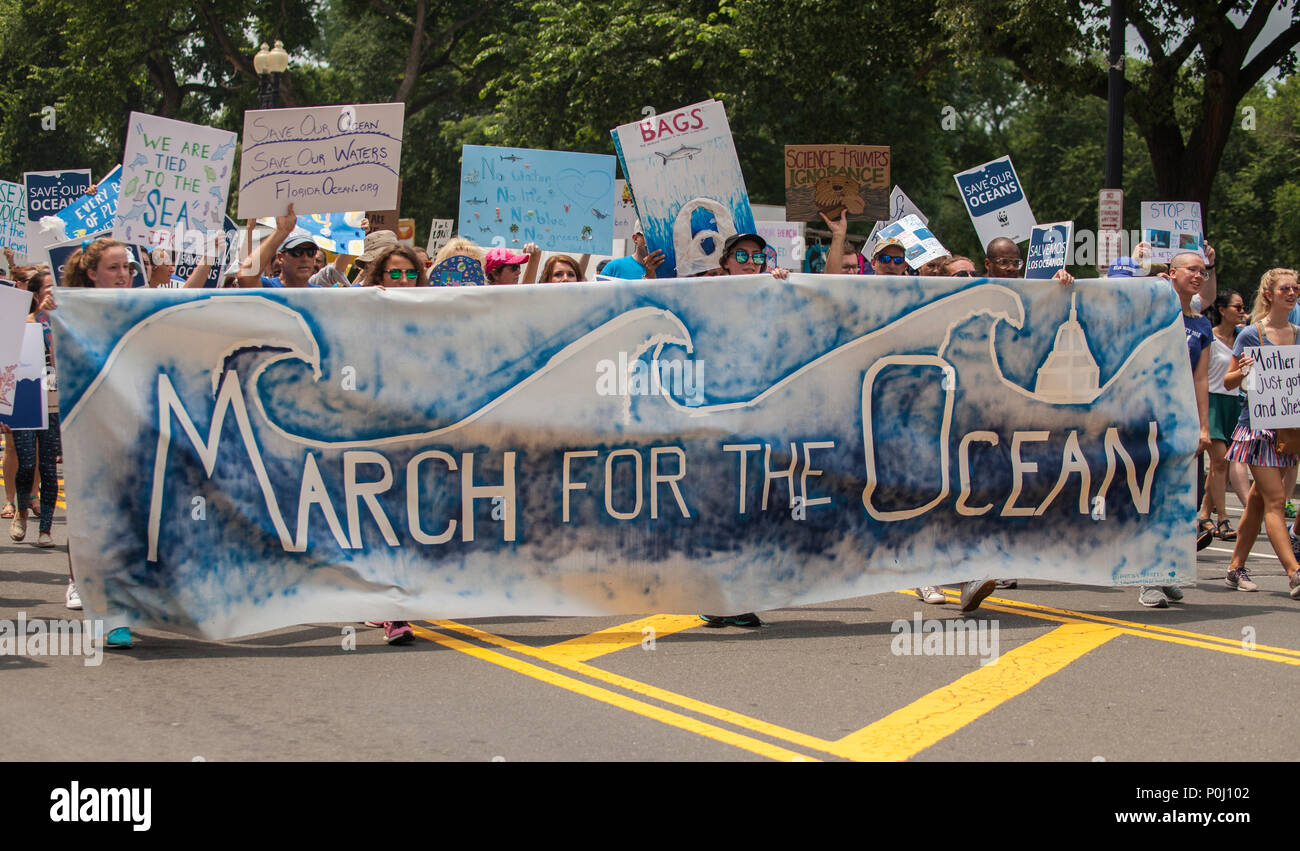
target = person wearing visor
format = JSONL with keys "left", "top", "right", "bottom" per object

{"left": 484, "top": 246, "right": 531, "bottom": 285}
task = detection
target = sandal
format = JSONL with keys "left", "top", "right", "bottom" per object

{"left": 0, "top": 501, "right": 13, "bottom": 519}
{"left": 28, "top": 498, "right": 39, "bottom": 518}
{"left": 1215, "top": 519, "right": 1237, "bottom": 541}
{"left": 1197, "top": 517, "right": 1215, "bottom": 535}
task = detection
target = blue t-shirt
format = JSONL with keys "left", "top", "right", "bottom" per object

{"left": 600, "top": 256, "right": 647, "bottom": 279}
{"left": 1231, "top": 323, "right": 1300, "bottom": 429}
{"left": 259, "top": 276, "right": 323, "bottom": 288}
{"left": 1184, "top": 313, "right": 1212, "bottom": 371}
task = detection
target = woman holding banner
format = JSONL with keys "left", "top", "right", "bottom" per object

{"left": 357, "top": 244, "right": 428, "bottom": 288}
{"left": 1223, "top": 267, "right": 1300, "bottom": 598}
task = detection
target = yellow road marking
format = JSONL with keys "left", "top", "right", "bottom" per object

{"left": 410, "top": 622, "right": 820, "bottom": 761}
{"left": 537, "top": 614, "right": 704, "bottom": 662}
{"left": 830, "top": 622, "right": 1122, "bottom": 761}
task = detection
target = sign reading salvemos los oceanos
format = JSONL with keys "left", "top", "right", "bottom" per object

{"left": 1025, "top": 221, "right": 1073, "bottom": 279}
{"left": 50, "top": 275, "right": 1197, "bottom": 639}
{"left": 954, "top": 156, "right": 1036, "bottom": 246}
{"left": 237, "top": 103, "right": 405, "bottom": 218}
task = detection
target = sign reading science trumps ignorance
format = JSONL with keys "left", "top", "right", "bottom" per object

{"left": 237, "top": 103, "right": 405, "bottom": 217}
{"left": 51, "top": 276, "right": 1197, "bottom": 639}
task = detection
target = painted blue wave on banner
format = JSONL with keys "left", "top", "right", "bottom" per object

{"left": 50, "top": 275, "right": 1196, "bottom": 639}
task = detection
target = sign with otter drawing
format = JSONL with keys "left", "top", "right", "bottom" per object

{"left": 50, "top": 276, "right": 1197, "bottom": 639}
{"left": 611, "top": 100, "right": 756, "bottom": 278}
{"left": 784, "top": 145, "right": 890, "bottom": 223}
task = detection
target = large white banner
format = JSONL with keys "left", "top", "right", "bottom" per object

{"left": 51, "top": 275, "right": 1197, "bottom": 639}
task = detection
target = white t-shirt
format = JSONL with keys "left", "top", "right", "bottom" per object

{"left": 1207, "top": 335, "right": 1238, "bottom": 395}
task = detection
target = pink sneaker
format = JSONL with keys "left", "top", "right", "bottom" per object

{"left": 383, "top": 621, "right": 413, "bottom": 645}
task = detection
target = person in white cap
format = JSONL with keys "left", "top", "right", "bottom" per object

{"left": 236, "top": 203, "right": 324, "bottom": 288}
{"left": 600, "top": 220, "right": 665, "bottom": 280}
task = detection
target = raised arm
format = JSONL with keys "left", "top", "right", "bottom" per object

{"left": 236, "top": 203, "right": 297, "bottom": 287}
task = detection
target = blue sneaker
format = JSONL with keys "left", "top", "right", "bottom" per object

{"left": 105, "top": 627, "right": 133, "bottom": 648}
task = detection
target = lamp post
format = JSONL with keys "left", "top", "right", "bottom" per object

{"left": 254, "top": 40, "right": 290, "bottom": 109}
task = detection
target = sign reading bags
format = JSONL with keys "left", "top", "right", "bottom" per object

{"left": 115, "top": 113, "right": 236, "bottom": 254}
{"left": 784, "top": 145, "right": 890, "bottom": 222}
{"left": 238, "top": 103, "right": 405, "bottom": 218}
{"left": 23, "top": 170, "right": 92, "bottom": 222}
{"left": 953, "top": 156, "right": 1037, "bottom": 247}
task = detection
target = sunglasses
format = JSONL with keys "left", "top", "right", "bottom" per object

{"left": 990, "top": 257, "right": 1024, "bottom": 269}
{"left": 731, "top": 249, "right": 767, "bottom": 266}
{"left": 388, "top": 269, "right": 419, "bottom": 280}
{"left": 282, "top": 245, "right": 317, "bottom": 258}
{"left": 875, "top": 254, "right": 907, "bottom": 265}
{"left": 950, "top": 270, "right": 975, "bottom": 277}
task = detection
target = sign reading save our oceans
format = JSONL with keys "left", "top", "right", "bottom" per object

{"left": 237, "top": 103, "right": 405, "bottom": 218}
{"left": 954, "top": 156, "right": 1037, "bottom": 247}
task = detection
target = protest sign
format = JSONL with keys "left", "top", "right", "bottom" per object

{"left": 613, "top": 180, "right": 637, "bottom": 242}
{"left": 238, "top": 103, "right": 405, "bottom": 218}
{"left": 0, "top": 180, "right": 28, "bottom": 258}
{"left": 24, "top": 169, "right": 92, "bottom": 222}
{"left": 458, "top": 145, "right": 616, "bottom": 255}
{"left": 0, "top": 324, "right": 46, "bottom": 430}
{"left": 428, "top": 254, "right": 484, "bottom": 286}
{"left": 172, "top": 216, "right": 241, "bottom": 288}
{"left": 277, "top": 212, "right": 367, "bottom": 256}
{"left": 56, "top": 165, "right": 121, "bottom": 239}
{"left": 1140, "top": 201, "right": 1203, "bottom": 263}
{"left": 876, "top": 214, "right": 947, "bottom": 269}
{"left": 755, "top": 221, "right": 805, "bottom": 271}
{"left": 954, "top": 156, "right": 1036, "bottom": 247}
{"left": 1243, "top": 344, "right": 1300, "bottom": 430}
{"left": 1025, "top": 221, "right": 1074, "bottom": 279}
{"left": 115, "top": 113, "right": 236, "bottom": 254}
{"left": 868, "top": 185, "right": 928, "bottom": 245}
{"left": 0, "top": 283, "right": 34, "bottom": 415}
{"left": 612, "top": 100, "right": 756, "bottom": 278}
{"left": 397, "top": 218, "right": 415, "bottom": 246}
{"left": 426, "top": 218, "right": 453, "bottom": 256}
{"left": 784, "top": 145, "right": 889, "bottom": 222}
{"left": 50, "top": 275, "right": 1196, "bottom": 637}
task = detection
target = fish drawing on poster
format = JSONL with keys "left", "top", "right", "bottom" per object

{"left": 954, "top": 156, "right": 1037, "bottom": 247}
{"left": 23, "top": 170, "right": 92, "bottom": 222}
{"left": 0, "top": 181, "right": 28, "bottom": 258}
{"left": 611, "top": 100, "right": 756, "bottom": 278}
{"left": 458, "top": 145, "right": 615, "bottom": 256}
{"left": 1025, "top": 221, "right": 1074, "bottom": 279}
{"left": 238, "top": 103, "right": 405, "bottom": 218}
{"left": 1140, "top": 201, "right": 1203, "bottom": 263}
{"left": 876, "top": 214, "right": 947, "bottom": 269}
{"left": 784, "top": 144, "right": 890, "bottom": 222}
{"left": 55, "top": 165, "right": 121, "bottom": 239}
{"left": 115, "top": 113, "right": 236, "bottom": 255}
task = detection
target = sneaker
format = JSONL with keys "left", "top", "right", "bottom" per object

{"left": 65, "top": 582, "right": 82, "bottom": 610}
{"left": 915, "top": 586, "right": 947, "bottom": 605}
{"left": 1138, "top": 586, "right": 1169, "bottom": 608}
{"left": 36, "top": 531, "right": 53, "bottom": 548}
{"left": 1290, "top": 572, "right": 1300, "bottom": 600}
{"left": 8, "top": 513, "right": 26, "bottom": 542}
{"left": 994, "top": 578, "right": 1017, "bottom": 589}
{"left": 700, "top": 613, "right": 767, "bottom": 628}
{"left": 1225, "top": 568, "right": 1259, "bottom": 592}
{"left": 1160, "top": 585, "right": 1184, "bottom": 602}
{"left": 1291, "top": 535, "right": 1300, "bottom": 562}
{"left": 383, "top": 621, "right": 414, "bottom": 645}
{"left": 959, "top": 579, "right": 997, "bottom": 612}
{"left": 105, "top": 627, "right": 133, "bottom": 648}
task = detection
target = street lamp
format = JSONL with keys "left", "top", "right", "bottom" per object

{"left": 254, "top": 40, "right": 290, "bottom": 109}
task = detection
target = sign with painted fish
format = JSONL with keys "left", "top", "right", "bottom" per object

{"left": 457, "top": 145, "right": 616, "bottom": 256}
{"left": 784, "top": 145, "right": 890, "bottom": 223}
{"left": 50, "top": 274, "right": 1196, "bottom": 639}
{"left": 611, "top": 100, "right": 756, "bottom": 278}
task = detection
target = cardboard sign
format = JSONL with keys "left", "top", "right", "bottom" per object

{"left": 24, "top": 169, "right": 92, "bottom": 222}
{"left": 426, "top": 218, "right": 453, "bottom": 256}
{"left": 1026, "top": 221, "right": 1074, "bottom": 279}
{"left": 1140, "top": 201, "right": 1203, "bottom": 263}
{"left": 784, "top": 145, "right": 889, "bottom": 222}
{"left": 0, "top": 181, "right": 28, "bottom": 258}
{"left": 1244, "top": 343, "right": 1300, "bottom": 429}
{"left": 876, "top": 214, "right": 947, "bottom": 269}
{"left": 611, "top": 99, "right": 756, "bottom": 278}
{"left": 115, "top": 112, "right": 236, "bottom": 254}
{"left": 953, "top": 156, "right": 1037, "bottom": 247}
{"left": 458, "top": 145, "right": 616, "bottom": 255}
{"left": 0, "top": 323, "right": 47, "bottom": 430}
{"left": 755, "top": 221, "right": 805, "bottom": 271}
{"left": 56, "top": 165, "right": 122, "bottom": 239}
{"left": 238, "top": 103, "right": 405, "bottom": 217}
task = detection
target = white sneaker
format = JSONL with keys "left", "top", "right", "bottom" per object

{"left": 36, "top": 531, "right": 53, "bottom": 548}
{"left": 65, "top": 582, "right": 82, "bottom": 611}
{"left": 915, "top": 586, "right": 946, "bottom": 604}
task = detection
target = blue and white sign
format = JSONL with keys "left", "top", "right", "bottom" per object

{"left": 0, "top": 180, "right": 27, "bottom": 258}
{"left": 877, "top": 214, "right": 947, "bottom": 269}
{"left": 459, "top": 145, "right": 616, "bottom": 255}
{"left": 50, "top": 275, "right": 1197, "bottom": 639}
{"left": 56, "top": 165, "right": 122, "bottom": 239}
{"left": 295, "top": 211, "right": 367, "bottom": 256}
{"left": 0, "top": 324, "right": 47, "bottom": 430}
{"left": 24, "top": 169, "right": 92, "bottom": 222}
{"left": 172, "top": 216, "right": 241, "bottom": 288}
{"left": 954, "top": 156, "right": 1037, "bottom": 247}
{"left": 612, "top": 100, "right": 756, "bottom": 278}
{"left": 1026, "top": 221, "right": 1073, "bottom": 279}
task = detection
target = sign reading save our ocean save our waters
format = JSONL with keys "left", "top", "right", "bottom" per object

{"left": 238, "top": 103, "right": 405, "bottom": 218}
{"left": 954, "top": 156, "right": 1036, "bottom": 247}
{"left": 458, "top": 145, "right": 616, "bottom": 255}
{"left": 114, "top": 113, "right": 236, "bottom": 254}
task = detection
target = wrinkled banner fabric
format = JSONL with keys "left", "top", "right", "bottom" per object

{"left": 51, "top": 275, "right": 1196, "bottom": 639}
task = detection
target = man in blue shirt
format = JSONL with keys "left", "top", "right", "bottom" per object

{"left": 236, "top": 203, "right": 323, "bottom": 288}
{"left": 600, "top": 220, "right": 665, "bottom": 280}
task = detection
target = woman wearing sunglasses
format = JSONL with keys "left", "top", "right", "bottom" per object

{"left": 714, "top": 233, "right": 789, "bottom": 279}
{"left": 358, "top": 245, "right": 428, "bottom": 288}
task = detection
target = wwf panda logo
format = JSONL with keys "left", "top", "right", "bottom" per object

{"left": 997, "top": 210, "right": 1009, "bottom": 226}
